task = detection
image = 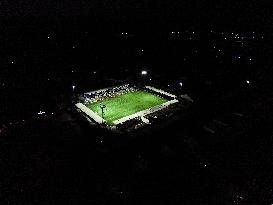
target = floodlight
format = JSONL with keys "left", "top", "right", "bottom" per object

{"left": 141, "top": 70, "right": 147, "bottom": 75}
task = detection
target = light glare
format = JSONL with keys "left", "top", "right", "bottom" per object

{"left": 141, "top": 70, "right": 147, "bottom": 75}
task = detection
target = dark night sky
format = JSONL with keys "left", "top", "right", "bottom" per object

{"left": 0, "top": 0, "right": 272, "bottom": 30}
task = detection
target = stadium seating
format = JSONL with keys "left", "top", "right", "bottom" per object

{"left": 82, "top": 84, "right": 136, "bottom": 104}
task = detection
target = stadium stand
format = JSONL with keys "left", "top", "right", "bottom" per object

{"left": 145, "top": 86, "right": 177, "bottom": 98}
{"left": 82, "top": 84, "right": 136, "bottom": 104}
{"left": 116, "top": 118, "right": 141, "bottom": 130}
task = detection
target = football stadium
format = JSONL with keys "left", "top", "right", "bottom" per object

{"left": 75, "top": 84, "right": 181, "bottom": 131}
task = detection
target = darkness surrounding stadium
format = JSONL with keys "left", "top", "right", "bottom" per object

{"left": 1, "top": 0, "right": 273, "bottom": 204}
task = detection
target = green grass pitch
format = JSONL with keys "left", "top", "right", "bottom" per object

{"left": 85, "top": 91, "right": 168, "bottom": 125}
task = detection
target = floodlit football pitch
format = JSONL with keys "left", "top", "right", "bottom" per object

{"left": 85, "top": 91, "right": 168, "bottom": 125}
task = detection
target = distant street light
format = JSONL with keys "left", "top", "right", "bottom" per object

{"left": 246, "top": 80, "right": 250, "bottom": 84}
{"left": 72, "top": 85, "right": 76, "bottom": 97}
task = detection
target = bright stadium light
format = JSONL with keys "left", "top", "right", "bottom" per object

{"left": 141, "top": 70, "right": 147, "bottom": 75}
